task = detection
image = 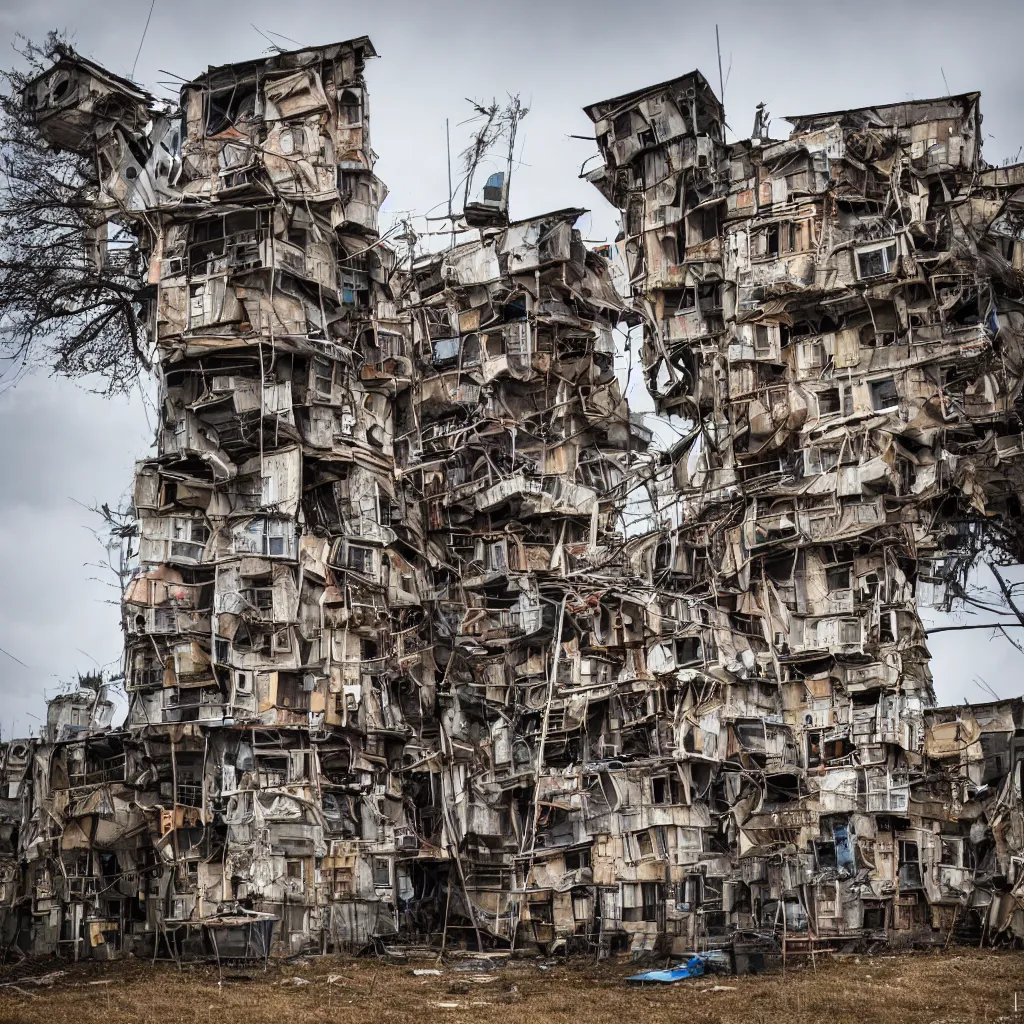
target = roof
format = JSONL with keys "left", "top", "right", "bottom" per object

{"left": 782, "top": 91, "right": 981, "bottom": 130}
{"left": 506, "top": 207, "right": 589, "bottom": 228}
{"left": 188, "top": 35, "right": 378, "bottom": 89}
{"left": 23, "top": 44, "right": 154, "bottom": 104}
{"left": 583, "top": 69, "right": 721, "bottom": 122}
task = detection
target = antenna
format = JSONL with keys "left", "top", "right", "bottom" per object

{"left": 941, "top": 66, "right": 951, "bottom": 95}
{"left": 716, "top": 25, "right": 725, "bottom": 104}
{"left": 504, "top": 96, "right": 525, "bottom": 219}
{"left": 446, "top": 118, "right": 455, "bottom": 248}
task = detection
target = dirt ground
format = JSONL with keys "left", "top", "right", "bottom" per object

{"left": 0, "top": 948, "right": 1020, "bottom": 1024}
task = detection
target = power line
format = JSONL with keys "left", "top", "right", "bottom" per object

{"left": 0, "top": 645, "right": 29, "bottom": 669}
{"left": 131, "top": 0, "right": 157, "bottom": 80}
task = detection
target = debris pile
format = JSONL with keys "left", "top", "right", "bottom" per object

{"left": 0, "top": 43, "right": 1020, "bottom": 961}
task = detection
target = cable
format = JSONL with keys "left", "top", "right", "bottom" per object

{"left": 130, "top": 0, "right": 157, "bottom": 81}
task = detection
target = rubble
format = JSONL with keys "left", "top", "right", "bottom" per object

{"left": 0, "top": 40, "right": 1021, "bottom": 964}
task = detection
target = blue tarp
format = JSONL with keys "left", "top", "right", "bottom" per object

{"left": 627, "top": 956, "right": 706, "bottom": 985}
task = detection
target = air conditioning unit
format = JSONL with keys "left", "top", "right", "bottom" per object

{"left": 394, "top": 835, "right": 419, "bottom": 852}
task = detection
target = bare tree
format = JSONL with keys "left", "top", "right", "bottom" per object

{"left": 0, "top": 35, "right": 150, "bottom": 393}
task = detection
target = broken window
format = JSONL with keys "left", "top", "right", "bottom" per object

{"left": 856, "top": 242, "right": 898, "bottom": 279}
{"left": 346, "top": 544, "right": 374, "bottom": 574}
{"left": 898, "top": 840, "right": 922, "bottom": 887}
{"left": 699, "top": 204, "right": 720, "bottom": 241}
{"left": 564, "top": 847, "right": 591, "bottom": 871}
{"left": 206, "top": 82, "right": 258, "bottom": 136}
{"left": 676, "top": 287, "right": 697, "bottom": 311}
{"left": 827, "top": 566, "right": 852, "bottom": 592}
{"left": 242, "top": 585, "right": 274, "bottom": 619}
{"left": 613, "top": 112, "right": 633, "bottom": 141}
{"left": 940, "top": 837, "right": 962, "bottom": 867}
{"left": 869, "top": 376, "right": 899, "bottom": 411}
{"left": 818, "top": 388, "right": 840, "bottom": 414}
{"left": 805, "top": 446, "right": 840, "bottom": 475}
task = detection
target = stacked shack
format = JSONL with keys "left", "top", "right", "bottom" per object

{"left": 0, "top": 43, "right": 1020, "bottom": 961}
{"left": 582, "top": 73, "right": 1024, "bottom": 948}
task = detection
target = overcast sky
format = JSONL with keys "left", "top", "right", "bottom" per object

{"left": 0, "top": 0, "right": 1022, "bottom": 735}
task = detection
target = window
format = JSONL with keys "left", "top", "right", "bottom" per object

{"left": 276, "top": 672, "right": 310, "bottom": 711}
{"left": 346, "top": 545, "right": 374, "bottom": 574}
{"left": 856, "top": 242, "right": 898, "bottom": 279}
{"left": 641, "top": 882, "right": 662, "bottom": 922}
{"left": 487, "top": 541, "right": 507, "bottom": 571}
{"left": 806, "top": 447, "right": 840, "bottom": 475}
{"left": 339, "top": 88, "right": 362, "bottom": 125}
{"left": 134, "top": 657, "right": 164, "bottom": 690}
{"left": 372, "top": 857, "right": 391, "bottom": 887}
{"left": 564, "top": 848, "right": 591, "bottom": 871}
{"left": 699, "top": 204, "right": 720, "bottom": 241}
{"left": 839, "top": 619, "right": 861, "bottom": 645}
{"left": 461, "top": 334, "right": 482, "bottom": 366}
{"left": 431, "top": 338, "right": 460, "bottom": 365}
{"left": 698, "top": 282, "right": 721, "bottom": 310}
{"left": 827, "top": 566, "right": 852, "bottom": 592}
{"left": 235, "top": 519, "right": 291, "bottom": 557}
{"left": 799, "top": 339, "right": 825, "bottom": 369}
{"left": 259, "top": 471, "right": 280, "bottom": 506}
{"left": 637, "top": 831, "right": 654, "bottom": 858}
{"left": 278, "top": 128, "right": 305, "bottom": 156}
{"left": 613, "top": 112, "right": 633, "bottom": 141}
{"left": 807, "top": 730, "right": 823, "bottom": 768}
{"left": 286, "top": 859, "right": 303, "bottom": 881}
{"left": 818, "top": 388, "right": 840, "bottom": 414}
{"left": 170, "top": 518, "right": 209, "bottom": 561}
{"left": 206, "top": 84, "right": 257, "bottom": 136}
{"left": 243, "top": 586, "right": 274, "bottom": 618}
{"left": 864, "top": 326, "right": 897, "bottom": 348}
{"left": 754, "top": 325, "right": 773, "bottom": 357}
{"left": 869, "top": 376, "right": 899, "bottom": 411}
{"left": 863, "top": 903, "right": 887, "bottom": 930}
{"left": 898, "top": 840, "right": 922, "bottom": 887}
{"left": 879, "top": 611, "right": 896, "bottom": 643}
{"left": 312, "top": 357, "right": 333, "bottom": 397}
{"left": 940, "top": 838, "right": 961, "bottom": 867}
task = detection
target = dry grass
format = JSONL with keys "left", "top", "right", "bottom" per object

{"left": 0, "top": 948, "right": 1020, "bottom": 1024}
